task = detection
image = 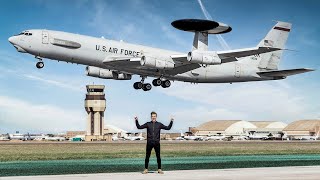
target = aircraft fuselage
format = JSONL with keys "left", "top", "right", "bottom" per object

{"left": 8, "top": 29, "right": 272, "bottom": 84}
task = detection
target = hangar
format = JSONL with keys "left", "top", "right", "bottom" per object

{"left": 104, "top": 124, "right": 127, "bottom": 137}
{"left": 283, "top": 119, "right": 320, "bottom": 139}
{"left": 194, "top": 120, "right": 256, "bottom": 136}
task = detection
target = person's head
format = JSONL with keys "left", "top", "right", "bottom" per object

{"left": 151, "top": 111, "right": 157, "bottom": 122}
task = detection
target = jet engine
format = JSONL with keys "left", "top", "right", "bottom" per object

{"left": 187, "top": 50, "right": 222, "bottom": 65}
{"left": 85, "top": 66, "right": 131, "bottom": 80}
{"left": 140, "top": 56, "right": 174, "bottom": 69}
{"left": 113, "top": 72, "right": 132, "bottom": 80}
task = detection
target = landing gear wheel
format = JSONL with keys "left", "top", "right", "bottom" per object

{"left": 142, "top": 83, "right": 152, "bottom": 91}
{"left": 133, "top": 82, "right": 143, "bottom": 90}
{"left": 161, "top": 80, "right": 171, "bottom": 88}
{"left": 36, "top": 61, "right": 44, "bottom": 69}
{"left": 152, "top": 79, "right": 162, "bottom": 86}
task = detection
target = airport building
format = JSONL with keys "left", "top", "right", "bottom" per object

{"left": 194, "top": 120, "right": 256, "bottom": 136}
{"left": 192, "top": 120, "right": 289, "bottom": 139}
{"left": 283, "top": 119, "right": 320, "bottom": 139}
{"left": 104, "top": 124, "right": 127, "bottom": 137}
{"left": 66, "top": 131, "right": 86, "bottom": 139}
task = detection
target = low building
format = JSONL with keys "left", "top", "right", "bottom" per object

{"left": 66, "top": 131, "right": 86, "bottom": 139}
{"left": 194, "top": 120, "right": 256, "bottom": 136}
{"left": 283, "top": 119, "right": 320, "bottom": 139}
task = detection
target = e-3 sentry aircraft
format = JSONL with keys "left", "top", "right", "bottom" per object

{"left": 8, "top": 19, "right": 314, "bottom": 91}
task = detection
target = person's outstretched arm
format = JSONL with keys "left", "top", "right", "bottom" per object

{"left": 160, "top": 116, "right": 174, "bottom": 130}
{"left": 135, "top": 116, "right": 147, "bottom": 129}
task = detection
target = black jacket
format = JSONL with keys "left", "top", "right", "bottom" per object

{"left": 136, "top": 120, "right": 173, "bottom": 142}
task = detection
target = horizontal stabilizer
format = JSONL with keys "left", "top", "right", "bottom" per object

{"left": 257, "top": 68, "right": 314, "bottom": 77}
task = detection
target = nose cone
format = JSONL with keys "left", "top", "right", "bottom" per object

{"left": 8, "top": 36, "right": 27, "bottom": 53}
{"left": 8, "top": 36, "right": 15, "bottom": 44}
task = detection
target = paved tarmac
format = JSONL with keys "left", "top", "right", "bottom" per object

{"left": 1, "top": 166, "right": 320, "bottom": 180}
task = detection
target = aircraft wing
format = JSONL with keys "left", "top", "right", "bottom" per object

{"left": 103, "top": 56, "right": 201, "bottom": 76}
{"left": 217, "top": 47, "right": 281, "bottom": 59}
{"left": 171, "top": 47, "right": 281, "bottom": 63}
{"left": 166, "top": 63, "right": 201, "bottom": 75}
{"left": 103, "top": 56, "right": 140, "bottom": 63}
{"left": 257, "top": 68, "right": 315, "bottom": 77}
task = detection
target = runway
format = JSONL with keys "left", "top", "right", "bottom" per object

{"left": 1, "top": 166, "right": 320, "bottom": 180}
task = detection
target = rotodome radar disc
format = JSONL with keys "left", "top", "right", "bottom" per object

{"left": 171, "top": 19, "right": 232, "bottom": 34}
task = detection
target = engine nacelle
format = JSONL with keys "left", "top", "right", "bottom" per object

{"left": 85, "top": 66, "right": 132, "bottom": 80}
{"left": 113, "top": 72, "right": 132, "bottom": 80}
{"left": 86, "top": 66, "right": 114, "bottom": 79}
{"left": 187, "top": 51, "right": 222, "bottom": 65}
{"left": 140, "top": 56, "right": 174, "bottom": 69}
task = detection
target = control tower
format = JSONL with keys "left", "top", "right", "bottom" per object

{"left": 84, "top": 85, "right": 108, "bottom": 141}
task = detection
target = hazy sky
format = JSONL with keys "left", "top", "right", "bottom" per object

{"left": 0, "top": 0, "right": 319, "bottom": 134}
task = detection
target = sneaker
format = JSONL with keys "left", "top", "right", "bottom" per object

{"left": 158, "top": 169, "right": 164, "bottom": 174}
{"left": 142, "top": 169, "right": 148, "bottom": 174}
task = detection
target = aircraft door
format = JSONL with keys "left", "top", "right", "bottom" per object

{"left": 42, "top": 31, "right": 49, "bottom": 44}
{"left": 235, "top": 64, "right": 241, "bottom": 78}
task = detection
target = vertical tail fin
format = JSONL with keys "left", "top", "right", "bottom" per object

{"left": 257, "top": 21, "right": 292, "bottom": 70}
{"left": 180, "top": 130, "right": 184, "bottom": 137}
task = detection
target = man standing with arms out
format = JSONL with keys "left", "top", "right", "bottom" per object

{"left": 135, "top": 111, "right": 174, "bottom": 174}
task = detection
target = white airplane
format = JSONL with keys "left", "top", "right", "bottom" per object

{"left": 248, "top": 133, "right": 269, "bottom": 140}
{"left": 8, "top": 19, "right": 314, "bottom": 91}
{"left": 8, "top": 131, "right": 26, "bottom": 140}
{"left": 0, "top": 134, "right": 10, "bottom": 141}
{"left": 112, "top": 134, "right": 124, "bottom": 141}
{"left": 205, "top": 135, "right": 226, "bottom": 141}
{"left": 183, "top": 132, "right": 204, "bottom": 141}
{"left": 298, "top": 131, "right": 319, "bottom": 140}
{"left": 45, "top": 136, "right": 66, "bottom": 141}
{"left": 124, "top": 133, "right": 145, "bottom": 141}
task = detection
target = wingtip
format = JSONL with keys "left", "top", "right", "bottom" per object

{"left": 305, "top": 68, "right": 316, "bottom": 72}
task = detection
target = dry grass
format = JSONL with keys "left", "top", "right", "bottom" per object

{"left": 1, "top": 141, "right": 320, "bottom": 161}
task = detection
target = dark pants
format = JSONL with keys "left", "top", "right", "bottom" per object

{"left": 145, "top": 140, "right": 161, "bottom": 169}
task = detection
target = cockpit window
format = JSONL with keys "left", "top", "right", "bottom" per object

{"left": 14, "top": 31, "right": 32, "bottom": 36}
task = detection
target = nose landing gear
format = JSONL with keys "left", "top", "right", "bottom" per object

{"left": 36, "top": 61, "right": 44, "bottom": 69}
{"left": 35, "top": 56, "right": 44, "bottom": 69}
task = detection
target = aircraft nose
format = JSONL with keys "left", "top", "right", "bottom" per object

{"left": 8, "top": 36, "right": 15, "bottom": 44}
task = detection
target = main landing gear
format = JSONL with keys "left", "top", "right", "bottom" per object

{"left": 133, "top": 76, "right": 152, "bottom": 91}
{"left": 35, "top": 56, "right": 44, "bottom": 69}
{"left": 133, "top": 77, "right": 171, "bottom": 91}
{"left": 152, "top": 78, "right": 171, "bottom": 88}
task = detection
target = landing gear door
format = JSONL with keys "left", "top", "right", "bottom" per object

{"left": 235, "top": 64, "right": 241, "bottom": 78}
{"left": 42, "top": 31, "right": 49, "bottom": 44}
